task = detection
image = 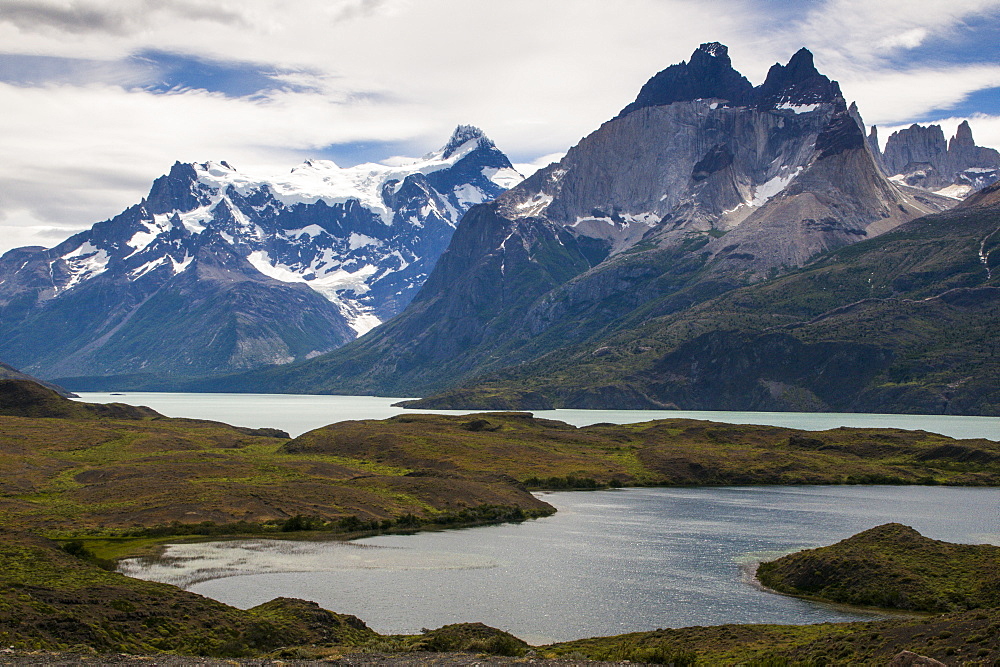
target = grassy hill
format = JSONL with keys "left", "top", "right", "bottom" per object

{"left": 0, "top": 361, "right": 77, "bottom": 397}
{"left": 1, "top": 381, "right": 998, "bottom": 547}
{"left": 757, "top": 523, "right": 1000, "bottom": 612}
{"left": 0, "top": 381, "right": 551, "bottom": 544}
{"left": 287, "top": 411, "right": 1000, "bottom": 488}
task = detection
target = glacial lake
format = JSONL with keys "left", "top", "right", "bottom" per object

{"left": 75, "top": 391, "right": 1000, "bottom": 439}
{"left": 121, "top": 486, "right": 1000, "bottom": 644}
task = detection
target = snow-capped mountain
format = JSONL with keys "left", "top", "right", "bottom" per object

{"left": 0, "top": 126, "right": 521, "bottom": 382}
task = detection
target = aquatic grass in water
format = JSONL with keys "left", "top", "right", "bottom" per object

{"left": 119, "top": 539, "right": 499, "bottom": 588}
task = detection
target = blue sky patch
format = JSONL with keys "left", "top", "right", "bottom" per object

{"left": 0, "top": 49, "right": 316, "bottom": 98}
{"left": 313, "top": 139, "right": 431, "bottom": 168}
{"left": 130, "top": 49, "right": 316, "bottom": 97}
{"left": 917, "top": 86, "right": 1000, "bottom": 122}
{"left": 889, "top": 14, "right": 1000, "bottom": 68}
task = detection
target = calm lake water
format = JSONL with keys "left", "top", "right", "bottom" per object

{"left": 121, "top": 486, "right": 1000, "bottom": 644}
{"left": 76, "top": 392, "right": 1000, "bottom": 439}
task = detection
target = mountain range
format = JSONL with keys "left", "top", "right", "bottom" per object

{"left": 873, "top": 120, "right": 1000, "bottom": 197}
{"left": 5, "top": 42, "right": 999, "bottom": 416}
{"left": 183, "top": 43, "right": 995, "bottom": 413}
{"left": 0, "top": 126, "right": 520, "bottom": 381}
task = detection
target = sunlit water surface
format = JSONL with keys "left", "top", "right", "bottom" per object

{"left": 76, "top": 392, "right": 1000, "bottom": 439}
{"left": 121, "top": 486, "right": 1000, "bottom": 644}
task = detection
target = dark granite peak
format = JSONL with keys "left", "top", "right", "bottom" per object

{"left": 951, "top": 120, "right": 975, "bottom": 149}
{"left": 618, "top": 42, "right": 754, "bottom": 117}
{"left": 441, "top": 125, "right": 493, "bottom": 158}
{"left": 620, "top": 44, "right": 845, "bottom": 118}
{"left": 147, "top": 162, "right": 200, "bottom": 215}
{"left": 755, "top": 47, "right": 843, "bottom": 109}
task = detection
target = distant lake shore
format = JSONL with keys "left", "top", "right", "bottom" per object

{"left": 76, "top": 391, "right": 1000, "bottom": 440}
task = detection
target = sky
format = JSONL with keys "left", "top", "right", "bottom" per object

{"left": 2, "top": 0, "right": 1000, "bottom": 253}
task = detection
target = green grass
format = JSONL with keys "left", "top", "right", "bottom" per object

{"left": 757, "top": 523, "right": 1000, "bottom": 612}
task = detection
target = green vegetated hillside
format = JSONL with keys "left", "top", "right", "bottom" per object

{"left": 413, "top": 184, "right": 1000, "bottom": 414}
{"left": 0, "top": 526, "right": 532, "bottom": 659}
{"left": 289, "top": 411, "right": 1000, "bottom": 488}
{"left": 0, "top": 360, "right": 77, "bottom": 397}
{"left": 546, "top": 606, "right": 1000, "bottom": 665}
{"left": 4, "top": 379, "right": 1000, "bottom": 543}
{"left": 0, "top": 380, "right": 551, "bottom": 538}
{"left": 757, "top": 523, "right": 1000, "bottom": 612}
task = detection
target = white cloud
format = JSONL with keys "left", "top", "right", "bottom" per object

{"left": 840, "top": 65, "right": 1000, "bottom": 126}
{"left": 781, "top": 0, "right": 1000, "bottom": 68}
{"left": 877, "top": 28, "right": 929, "bottom": 51}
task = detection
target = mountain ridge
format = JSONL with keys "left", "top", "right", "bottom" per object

{"left": 0, "top": 126, "right": 521, "bottom": 381}
{"left": 192, "top": 43, "right": 956, "bottom": 400}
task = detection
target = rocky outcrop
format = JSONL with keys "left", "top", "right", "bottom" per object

{"left": 878, "top": 120, "right": 1000, "bottom": 195}
{"left": 889, "top": 651, "right": 947, "bottom": 667}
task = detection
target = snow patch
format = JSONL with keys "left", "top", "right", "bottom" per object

{"left": 60, "top": 242, "right": 110, "bottom": 290}
{"left": 452, "top": 183, "right": 487, "bottom": 208}
{"left": 514, "top": 193, "right": 553, "bottom": 217}
{"left": 775, "top": 102, "right": 821, "bottom": 114}
{"left": 348, "top": 232, "right": 380, "bottom": 250}
{"left": 170, "top": 253, "right": 194, "bottom": 274}
{"left": 750, "top": 168, "right": 802, "bottom": 207}
{"left": 342, "top": 309, "right": 382, "bottom": 336}
{"left": 175, "top": 206, "right": 215, "bottom": 235}
{"left": 129, "top": 256, "right": 167, "bottom": 280}
{"left": 258, "top": 252, "right": 378, "bottom": 294}
{"left": 935, "top": 184, "right": 973, "bottom": 199}
{"left": 482, "top": 166, "right": 523, "bottom": 190}
{"left": 126, "top": 221, "right": 163, "bottom": 257}
{"left": 287, "top": 225, "right": 325, "bottom": 239}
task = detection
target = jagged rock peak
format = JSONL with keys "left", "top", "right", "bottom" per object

{"left": 147, "top": 162, "right": 201, "bottom": 215}
{"left": 951, "top": 120, "right": 975, "bottom": 149}
{"left": 166, "top": 161, "right": 199, "bottom": 181}
{"left": 441, "top": 124, "right": 494, "bottom": 158}
{"left": 618, "top": 42, "right": 754, "bottom": 117}
{"left": 755, "top": 47, "right": 843, "bottom": 110}
{"left": 697, "top": 41, "right": 729, "bottom": 58}
{"left": 620, "top": 43, "right": 846, "bottom": 118}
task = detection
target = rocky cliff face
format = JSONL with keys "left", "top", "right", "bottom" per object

{"left": 0, "top": 127, "right": 520, "bottom": 381}
{"left": 877, "top": 120, "right": 1000, "bottom": 197}
{"left": 225, "top": 43, "right": 951, "bottom": 398}
{"left": 500, "top": 44, "right": 942, "bottom": 278}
